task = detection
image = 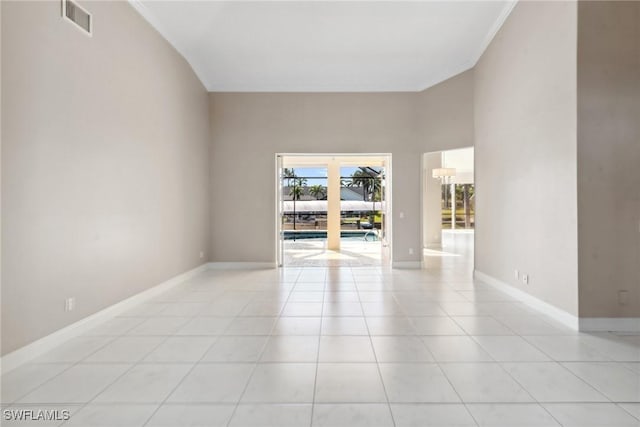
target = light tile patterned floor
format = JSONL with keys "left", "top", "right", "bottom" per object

{"left": 2, "top": 235, "right": 639, "bottom": 426}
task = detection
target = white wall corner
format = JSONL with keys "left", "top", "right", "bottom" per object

{"left": 473, "top": 269, "right": 580, "bottom": 330}
{"left": 0, "top": 263, "right": 209, "bottom": 374}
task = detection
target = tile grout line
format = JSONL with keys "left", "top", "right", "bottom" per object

{"left": 356, "top": 270, "right": 398, "bottom": 427}
{"left": 221, "top": 271, "right": 297, "bottom": 427}
{"left": 308, "top": 268, "right": 333, "bottom": 427}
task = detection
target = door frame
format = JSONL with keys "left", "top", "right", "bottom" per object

{"left": 275, "top": 153, "right": 393, "bottom": 267}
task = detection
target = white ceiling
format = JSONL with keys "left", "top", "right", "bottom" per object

{"left": 129, "top": 1, "right": 516, "bottom": 92}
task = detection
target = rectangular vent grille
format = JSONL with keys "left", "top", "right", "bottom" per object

{"left": 62, "top": 0, "right": 92, "bottom": 36}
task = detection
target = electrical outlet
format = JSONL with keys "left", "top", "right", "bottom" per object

{"left": 514, "top": 270, "right": 519, "bottom": 280}
{"left": 200, "top": 251, "right": 204, "bottom": 259}
{"left": 522, "top": 274, "right": 529, "bottom": 284}
{"left": 399, "top": 212, "right": 405, "bottom": 219}
{"left": 65, "top": 297, "right": 75, "bottom": 312}
{"left": 409, "top": 248, "right": 414, "bottom": 255}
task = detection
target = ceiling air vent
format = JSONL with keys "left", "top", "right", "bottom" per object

{"left": 62, "top": 0, "right": 92, "bottom": 36}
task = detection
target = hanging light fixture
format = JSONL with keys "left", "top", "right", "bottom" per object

{"left": 432, "top": 168, "right": 456, "bottom": 183}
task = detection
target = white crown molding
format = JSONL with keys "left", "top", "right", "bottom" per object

{"left": 469, "top": 0, "right": 519, "bottom": 67}
{"left": 474, "top": 270, "right": 579, "bottom": 330}
{"left": 0, "top": 263, "right": 209, "bottom": 374}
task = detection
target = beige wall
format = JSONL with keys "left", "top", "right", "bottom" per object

{"left": 474, "top": 1, "right": 579, "bottom": 315}
{"left": 577, "top": 1, "right": 640, "bottom": 317}
{"left": 422, "top": 152, "right": 443, "bottom": 248}
{"left": 209, "top": 71, "right": 474, "bottom": 264}
{"left": 1, "top": 1, "right": 211, "bottom": 354}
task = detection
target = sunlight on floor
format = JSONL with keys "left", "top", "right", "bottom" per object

{"left": 284, "top": 239, "right": 385, "bottom": 267}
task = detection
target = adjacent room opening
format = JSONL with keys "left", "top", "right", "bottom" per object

{"left": 422, "top": 147, "right": 474, "bottom": 272}
{"left": 276, "top": 154, "right": 392, "bottom": 267}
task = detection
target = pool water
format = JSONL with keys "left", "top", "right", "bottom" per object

{"left": 283, "top": 230, "right": 379, "bottom": 241}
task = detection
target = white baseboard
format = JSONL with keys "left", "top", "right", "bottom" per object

{"left": 473, "top": 270, "right": 580, "bottom": 330}
{"left": 392, "top": 261, "right": 423, "bottom": 269}
{"left": 0, "top": 263, "right": 208, "bottom": 374}
{"left": 579, "top": 317, "right": 640, "bottom": 332}
{"left": 207, "top": 262, "right": 276, "bottom": 270}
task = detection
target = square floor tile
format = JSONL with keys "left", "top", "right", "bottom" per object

{"left": 225, "top": 317, "right": 277, "bottom": 335}
{"left": 127, "top": 317, "right": 191, "bottom": 336}
{"left": 315, "top": 364, "right": 387, "bottom": 403}
{"left": 398, "top": 302, "right": 447, "bottom": 316}
{"left": 168, "top": 364, "right": 254, "bottom": 403}
{"left": 62, "top": 403, "right": 158, "bottom": 426}
{"left": 502, "top": 362, "right": 607, "bottom": 402}
{"left": 202, "top": 336, "right": 268, "bottom": 362}
{"left": 260, "top": 336, "right": 319, "bottom": 362}
{"left": 146, "top": 403, "right": 235, "bottom": 426}
{"left": 378, "top": 363, "right": 460, "bottom": 403}
{"left": 242, "top": 363, "right": 316, "bottom": 403}
{"left": 19, "top": 364, "right": 130, "bottom": 404}
{"left": 322, "top": 302, "right": 363, "bottom": 317}
{"left": 371, "top": 337, "right": 434, "bottom": 362}
{"left": 391, "top": 403, "right": 477, "bottom": 427}
{"left": 523, "top": 335, "right": 611, "bottom": 361}
{"left": 84, "top": 336, "right": 165, "bottom": 363}
{"left": 240, "top": 301, "right": 285, "bottom": 316}
{"left": 620, "top": 403, "right": 640, "bottom": 420}
{"left": 543, "top": 403, "right": 640, "bottom": 426}
{"left": 562, "top": 362, "right": 640, "bottom": 402}
{"left": 282, "top": 303, "right": 323, "bottom": 317}
{"left": 452, "top": 316, "right": 515, "bottom": 335}
{"left": 409, "top": 317, "right": 466, "bottom": 335}
{"left": 176, "top": 317, "right": 233, "bottom": 335}
{"left": 318, "top": 336, "right": 375, "bottom": 362}
{"left": 85, "top": 317, "right": 146, "bottom": 336}
{"left": 312, "top": 403, "right": 394, "bottom": 427}
{"left": 143, "top": 337, "right": 216, "bottom": 363}
{"left": 466, "top": 403, "right": 560, "bottom": 426}
{"left": 496, "top": 316, "right": 566, "bottom": 336}
{"left": 472, "top": 336, "right": 550, "bottom": 362}
{"left": 361, "top": 302, "right": 405, "bottom": 316}
{"left": 440, "top": 363, "right": 533, "bottom": 403}
{"left": 273, "top": 317, "right": 322, "bottom": 335}
{"left": 1, "top": 364, "right": 71, "bottom": 404}
{"left": 94, "top": 364, "right": 191, "bottom": 403}
{"left": 321, "top": 317, "right": 368, "bottom": 335}
{"left": 229, "top": 404, "right": 312, "bottom": 426}
{"left": 366, "top": 317, "right": 417, "bottom": 335}
{"left": 159, "top": 302, "right": 208, "bottom": 316}
{"left": 289, "top": 292, "right": 325, "bottom": 302}
{"left": 422, "top": 336, "right": 493, "bottom": 362}
{"left": 579, "top": 334, "right": 640, "bottom": 362}
{"left": 324, "top": 292, "right": 359, "bottom": 302}
{"left": 199, "top": 300, "right": 250, "bottom": 317}
{"left": 33, "top": 337, "right": 113, "bottom": 363}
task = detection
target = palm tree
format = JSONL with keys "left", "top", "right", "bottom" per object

{"left": 350, "top": 170, "right": 370, "bottom": 199}
{"left": 283, "top": 168, "right": 296, "bottom": 188}
{"left": 309, "top": 184, "right": 325, "bottom": 200}
{"left": 289, "top": 184, "right": 303, "bottom": 201}
{"left": 289, "top": 179, "right": 305, "bottom": 231}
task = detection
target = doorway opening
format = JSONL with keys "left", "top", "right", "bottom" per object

{"left": 276, "top": 154, "right": 392, "bottom": 267}
{"left": 422, "top": 147, "right": 474, "bottom": 272}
